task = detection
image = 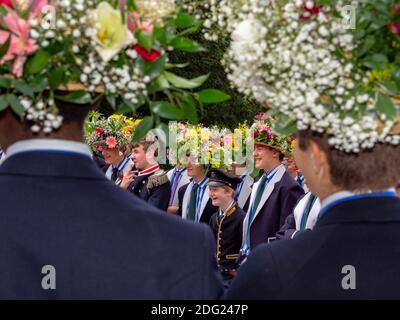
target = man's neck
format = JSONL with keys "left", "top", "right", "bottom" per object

{"left": 140, "top": 162, "right": 158, "bottom": 172}
{"left": 112, "top": 155, "right": 125, "bottom": 168}
{"left": 193, "top": 174, "right": 206, "bottom": 184}
{"left": 220, "top": 199, "right": 234, "bottom": 212}
{"left": 263, "top": 162, "right": 281, "bottom": 174}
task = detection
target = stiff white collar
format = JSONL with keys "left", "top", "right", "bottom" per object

{"left": 321, "top": 191, "right": 355, "bottom": 210}
{"left": 6, "top": 139, "right": 92, "bottom": 158}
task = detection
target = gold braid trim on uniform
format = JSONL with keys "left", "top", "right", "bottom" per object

{"left": 147, "top": 169, "right": 169, "bottom": 190}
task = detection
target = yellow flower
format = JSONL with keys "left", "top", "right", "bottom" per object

{"left": 111, "top": 114, "right": 122, "bottom": 120}
{"left": 93, "top": 2, "right": 134, "bottom": 62}
{"left": 123, "top": 126, "right": 133, "bottom": 134}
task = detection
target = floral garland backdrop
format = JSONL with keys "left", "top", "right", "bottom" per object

{"left": 0, "top": 0, "right": 230, "bottom": 140}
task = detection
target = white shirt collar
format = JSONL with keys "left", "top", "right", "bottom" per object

{"left": 321, "top": 191, "right": 355, "bottom": 210}
{"left": 6, "top": 139, "right": 92, "bottom": 158}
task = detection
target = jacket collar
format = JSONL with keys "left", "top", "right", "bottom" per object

{"left": 0, "top": 151, "right": 106, "bottom": 180}
{"left": 6, "top": 139, "right": 92, "bottom": 158}
{"left": 315, "top": 196, "right": 400, "bottom": 228}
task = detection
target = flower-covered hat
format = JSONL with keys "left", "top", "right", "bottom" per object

{"left": 0, "top": 0, "right": 228, "bottom": 137}
{"left": 250, "top": 117, "right": 292, "bottom": 155}
{"left": 85, "top": 112, "right": 140, "bottom": 152}
{"left": 222, "top": 0, "right": 400, "bottom": 153}
{"left": 170, "top": 122, "right": 233, "bottom": 170}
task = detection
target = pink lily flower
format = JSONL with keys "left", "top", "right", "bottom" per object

{"left": 0, "top": 12, "right": 38, "bottom": 77}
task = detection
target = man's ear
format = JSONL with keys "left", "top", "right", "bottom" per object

{"left": 309, "top": 139, "right": 329, "bottom": 177}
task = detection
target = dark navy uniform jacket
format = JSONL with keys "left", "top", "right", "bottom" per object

{"left": 128, "top": 169, "right": 171, "bottom": 211}
{"left": 0, "top": 150, "right": 223, "bottom": 299}
{"left": 227, "top": 195, "right": 400, "bottom": 299}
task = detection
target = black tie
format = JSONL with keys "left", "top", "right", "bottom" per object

{"left": 111, "top": 167, "right": 119, "bottom": 182}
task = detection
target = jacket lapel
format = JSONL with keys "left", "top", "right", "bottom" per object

{"left": 250, "top": 165, "right": 286, "bottom": 227}
{"left": 237, "top": 176, "right": 253, "bottom": 209}
{"left": 198, "top": 187, "right": 210, "bottom": 221}
{"left": 181, "top": 182, "right": 193, "bottom": 219}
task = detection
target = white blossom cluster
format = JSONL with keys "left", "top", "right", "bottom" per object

{"left": 179, "top": 0, "right": 247, "bottom": 41}
{"left": 25, "top": 0, "right": 148, "bottom": 133}
{"left": 224, "top": 0, "right": 400, "bottom": 153}
{"left": 20, "top": 96, "right": 63, "bottom": 133}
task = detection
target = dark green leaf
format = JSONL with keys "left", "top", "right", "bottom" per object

{"left": 25, "top": 50, "right": 50, "bottom": 75}
{"left": 55, "top": 91, "right": 92, "bottom": 104}
{"left": 0, "top": 76, "right": 11, "bottom": 89}
{"left": 0, "top": 95, "right": 8, "bottom": 112}
{"left": 171, "top": 37, "right": 206, "bottom": 53}
{"left": 176, "top": 12, "right": 198, "bottom": 28}
{"left": 30, "top": 76, "right": 48, "bottom": 92}
{"left": 152, "top": 101, "right": 184, "bottom": 120}
{"left": 132, "top": 116, "right": 154, "bottom": 142}
{"left": 7, "top": 94, "right": 24, "bottom": 119}
{"left": 106, "top": 94, "right": 116, "bottom": 110}
{"left": 362, "top": 53, "right": 389, "bottom": 70}
{"left": 49, "top": 68, "right": 64, "bottom": 91}
{"left": 14, "top": 80, "right": 35, "bottom": 98}
{"left": 197, "top": 89, "right": 230, "bottom": 104}
{"left": 137, "top": 31, "right": 153, "bottom": 52}
{"left": 181, "top": 95, "right": 198, "bottom": 123}
{"left": 164, "top": 71, "right": 209, "bottom": 89}
{"left": 142, "top": 55, "right": 167, "bottom": 80}
{"left": 0, "top": 35, "right": 10, "bottom": 60}
{"left": 376, "top": 92, "right": 396, "bottom": 120}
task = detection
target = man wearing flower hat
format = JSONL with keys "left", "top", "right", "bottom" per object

{"left": 226, "top": 0, "right": 400, "bottom": 299}
{"left": 86, "top": 114, "right": 134, "bottom": 186}
{"left": 239, "top": 118, "right": 304, "bottom": 260}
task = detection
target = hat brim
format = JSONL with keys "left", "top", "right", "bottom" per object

{"left": 254, "top": 142, "right": 282, "bottom": 152}
{"left": 207, "top": 181, "right": 226, "bottom": 187}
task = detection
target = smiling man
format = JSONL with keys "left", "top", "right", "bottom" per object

{"left": 239, "top": 118, "right": 304, "bottom": 261}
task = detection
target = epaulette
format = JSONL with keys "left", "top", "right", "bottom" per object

{"left": 147, "top": 169, "right": 169, "bottom": 190}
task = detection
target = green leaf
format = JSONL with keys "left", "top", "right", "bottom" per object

{"left": 152, "top": 101, "right": 184, "bottom": 119}
{"left": 156, "top": 123, "right": 170, "bottom": 147}
{"left": 0, "top": 35, "right": 10, "bottom": 60}
{"left": 0, "top": 95, "right": 8, "bottom": 112}
{"left": 357, "top": 35, "right": 376, "bottom": 57}
{"left": 142, "top": 55, "right": 167, "bottom": 80}
{"left": 136, "top": 31, "right": 153, "bottom": 52}
{"left": 30, "top": 76, "right": 48, "bottom": 92}
{"left": 7, "top": 94, "right": 24, "bottom": 119}
{"left": 171, "top": 37, "right": 206, "bottom": 53}
{"left": 25, "top": 50, "right": 50, "bottom": 75}
{"left": 154, "top": 28, "right": 168, "bottom": 45}
{"left": 0, "top": 76, "right": 11, "bottom": 89}
{"left": 376, "top": 92, "right": 396, "bottom": 121}
{"left": 115, "top": 102, "right": 133, "bottom": 115}
{"left": 362, "top": 53, "right": 388, "bottom": 70}
{"left": 165, "top": 62, "right": 190, "bottom": 69}
{"left": 55, "top": 91, "right": 92, "bottom": 104}
{"left": 181, "top": 95, "right": 198, "bottom": 123}
{"left": 148, "top": 74, "right": 170, "bottom": 94}
{"left": 106, "top": 94, "right": 116, "bottom": 110}
{"left": 197, "top": 89, "right": 230, "bottom": 104}
{"left": 163, "top": 71, "right": 209, "bottom": 89}
{"left": 176, "top": 12, "right": 198, "bottom": 28}
{"left": 49, "top": 68, "right": 64, "bottom": 91}
{"left": 132, "top": 116, "right": 154, "bottom": 142}
{"left": 14, "top": 80, "right": 34, "bottom": 98}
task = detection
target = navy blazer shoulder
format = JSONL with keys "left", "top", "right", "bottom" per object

{"left": 0, "top": 151, "right": 223, "bottom": 299}
{"left": 227, "top": 196, "right": 400, "bottom": 299}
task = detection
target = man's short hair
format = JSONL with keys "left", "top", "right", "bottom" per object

{"left": 298, "top": 130, "right": 400, "bottom": 192}
{"left": 133, "top": 138, "right": 159, "bottom": 157}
